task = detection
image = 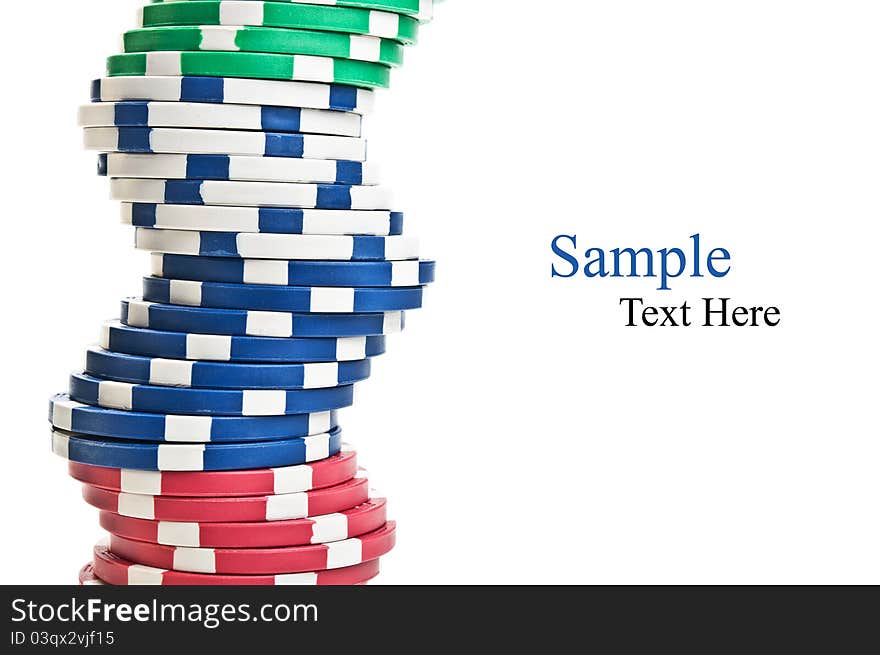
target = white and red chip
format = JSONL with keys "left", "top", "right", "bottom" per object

{"left": 68, "top": 449, "right": 358, "bottom": 497}
{"left": 93, "top": 542, "right": 381, "bottom": 585}
{"left": 108, "top": 522, "right": 395, "bottom": 574}
{"left": 99, "top": 498, "right": 388, "bottom": 548}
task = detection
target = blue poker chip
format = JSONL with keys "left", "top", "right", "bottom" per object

{"left": 124, "top": 203, "right": 404, "bottom": 236}
{"left": 111, "top": 178, "right": 392, "bottom": 211}
{"left": 100, "top": 321, "right": 388, "bottom": 362}
{"left": 152, "top": 254, "right": 435, "bottom": 287}
{"left": 68, "top": 373, "right": 355, "bottom": 416}
{"left": 84, "top": 127, "right": 365, "bottom": 162}
{"left": 135, "top": 228, "right": 419, "bottom": 261}
{"left": 141, "top": 277, "right": 423, "bottom": 313}
{"left": 85, "top": 347, "right": 372, "bottom": 390}
{"left": 122, "top": 299, "right": 405, "bottom": 337}
{"left": 52, "top": 427, "right": 343, "bottom": 471}
{"left": 90, "top": 77, "right": 374, "bottom": 114}
{"left": 49, "top": 394, "right": 338, "bottom": 443}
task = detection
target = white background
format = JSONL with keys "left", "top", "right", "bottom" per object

{"left": 0, "top": 1, "right": 877, "bottom": 584}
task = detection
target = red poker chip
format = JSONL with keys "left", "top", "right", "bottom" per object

{"left": 68, "top": 449, "right": 358, "bottom": 497}
{"left": 98, "top": 498, "right": 388, "bottom": 548}
{"left": 108, "top": 522, "right": 395, "bottom": 575}
{"left": 82, "top": 474, "right": 369, "bottom": 522}
{"left": 78, "top": 563, "right": 105, "bottom": 586}
{"left": 93, "top": 542, "right": 381, "bottom": 586}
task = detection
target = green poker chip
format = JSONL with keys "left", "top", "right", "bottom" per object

{"left": 140, "top": 1, "right": 420, "bottom": 44}
{"left": 124, "top": 26, "right": 405, "bottom": 66}
{"left": 149, "top": 0, "right": 429, "bottom": 21}
{"left": 108, "top": 51, "right": 391, "bottom": 89}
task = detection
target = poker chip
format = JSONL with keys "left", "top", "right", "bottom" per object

{"left": 78, "top": 563, "right": 106, "bottom": 586}
{"left": 121, "top": 299, "right": 405, "bottom": 337}
{"left": 135, "top": 228, "right": 419, "bottom": 260}
{"left": 100, "top": 321, "right": 388, "bottom": 362}
{"left": 98, "top": 497, "right": 387, "bottom": 547}
{"left": 52, "top": 427, "right": 342, "bottom": 471}
{"left": 84, "top": 127, "right": 366, "bottom": 160}
{"left": 50, "top": 394, "right": 338, "bottom": 442}
{"left": 123, "top": 203, "right": 402, "bottom": 236}
{"left": 124, "top": 26, "right": 405, "bottom": 67}
{"left": 110, "top": 178, "right": 394, "bottom": 210}
{"left": 141, "top": 277, "right": 422, "bottom": 313}
{"left": 91, "top": 77, "right": 375, "bottom": 114}
{"left": 83, "top": 473, "right": 370, "bottom": 521}
{"left": 68, "top": 448, "right": 358, "bottom": 496}
{"left": 51, "top": 0, "right": 438, "bottom": 585}
{"left": 152, "top": 253, "right": 435, "bottom": 287}
{"left": 148, "top": 0, "right": 429, "bottom": 22}
{"left": 139, "top": 2, "right": 420, "bottom": 44}
{"left": 67, "top": 372, "right": 355, "bottom": 415}
{"left": 92, "top": 542, "right": 381, "bottom": 585}
{"left": 108, "top": 52, "right": 390, "bottom": 89}
{"left": 104, "top": 155, "right": 379, "bottom": 185}
{"left": 85, "top": 347, "right": 372, "bottom": 389}
{"left": 80, "top": 101, "right": 362, "bottom": 136}
{"left": 106, "top": 522, "right": 395, "bottom": 574}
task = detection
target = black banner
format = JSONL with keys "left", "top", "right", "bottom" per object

{"left": 1, "top": 586, "right": 876, "bottom": 650}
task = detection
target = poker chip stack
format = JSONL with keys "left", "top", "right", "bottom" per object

{"left": 51, "top": 0, "right": 435, "bottom": 586}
